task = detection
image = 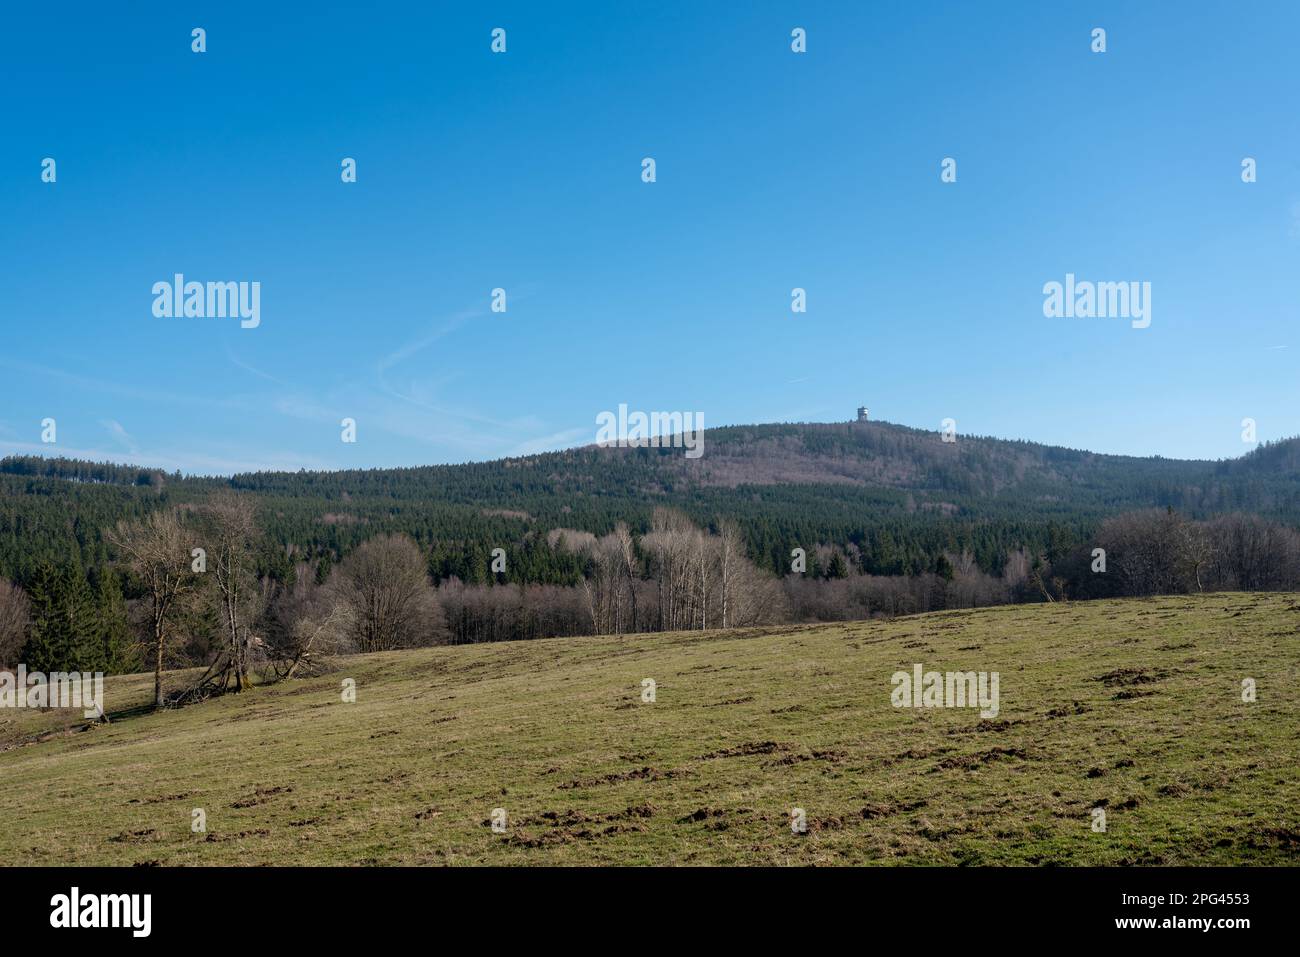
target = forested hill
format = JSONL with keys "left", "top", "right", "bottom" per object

{"left": 3, "top": 419, "right": 1299, "bottom": 584}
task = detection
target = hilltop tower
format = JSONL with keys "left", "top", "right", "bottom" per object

{"left": 856, "top": 406, "right": 869, "bottom": 423}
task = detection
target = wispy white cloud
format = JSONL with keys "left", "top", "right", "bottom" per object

{"left": 100, "top": 419, "right": 139, "bottom": 455}
{"left": 376, "top": 309, "right": 480, "bottom": 374}
{"left": 373, "top": 309, "right": 530, "bottom": 435}
{"left": 2, "top": 301, "right": 587, "bottom": 472}
{"left": 226, "top": 344, "right": 288, "bottom": 386}
{"left": 508, "top": 427, "right": 591, "bottom": 457}
{"left": 0, "top": 357, "right": 228, "bottom": 409}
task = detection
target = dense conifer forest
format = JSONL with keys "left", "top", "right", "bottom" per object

{"left": 3, "top": 420, "right": 1298, "bottom": 674}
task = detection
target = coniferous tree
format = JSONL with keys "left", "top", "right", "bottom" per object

{"left": 827, "top": 552, "right": 849, "bottom": 580}
{"left": 18, "top": 562, "right": 60, "bottom": 670}
{"left": 21, "top": 563, "right": 99, "bottom": 672}
{"left": 93, "top": 568, "right": 137, "bottom": 674}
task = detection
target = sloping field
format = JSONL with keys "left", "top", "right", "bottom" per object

{"left": 1, "top": 593, "right": 1297, "bottom": 865}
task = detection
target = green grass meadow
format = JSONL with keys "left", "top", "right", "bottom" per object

{"left": 1, "top": 593, "right": 1297, "bottom": 865}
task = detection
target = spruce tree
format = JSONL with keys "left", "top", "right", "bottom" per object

{"left": 19, "top": 562, "right": 61, "bottom": 671}
{"left": 94, "top": 569, "right": 136, "bottom": 674}
{"left": 21, "top": 563, "right": 98, "bottom": 672}
{"left": 828, "top": 552, "right": 849, "bottom": 579}
{"left": 59, "top": 565, "right": 100, "bottom": 671}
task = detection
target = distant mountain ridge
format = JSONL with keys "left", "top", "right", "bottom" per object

{"left": 3, "top": 419, "right": 1299, "bottom": 584}
{"left": 234, "top": 418, "right": 1300, "bottom": 512}
{"left": 6, "top": 418, "right": 1298, "bottom": 490}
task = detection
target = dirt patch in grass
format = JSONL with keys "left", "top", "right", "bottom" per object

{"left": 935, "top": 747, "right": 1031, "bottom": 771}
{"left": 860, "top": 798, "right": 927, "bottom": 819}
{"left": 558, "top": 766, "right": 686, "bottom": 789}
{"left": 522, "top": 803, "right": 657, "bottom": 829}
{"left": 503, "top": 804, "right": 659, "bottom": 847}
{"left": 1046, "top": 701, "right": 1089, "bottom": 717}
{"left": 1095, "top": 667, "right": 1169, "bottom": 688}
{"left": 129, "top": 791, "right": 196, "bottom": 805}
{"left": 947, "top": 718, "right": 1022, "bottom": 735}
{"left": 109, "top": 828, "right": 156, "bottom": 844}
{"left": 204, "top": 829, "right": 271, "bottom": 842}
{"left": 766, "top": 748, "right": 848, "bottom": 767}
{"left": 229, "top": 785, "right": 294, "bottom": 808}
{"left": 1112, "top": 689, "right": 1156, "bottom": 701}
{"left": 698, "top": 741, "right": 793, "bottom": 760}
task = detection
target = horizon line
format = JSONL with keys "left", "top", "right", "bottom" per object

{"left": 2, "top": 417, "right": 1294, "bottom": 481}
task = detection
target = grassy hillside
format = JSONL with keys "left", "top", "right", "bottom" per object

{"left": 2, "top": 593, "right": 1297, "bottom": 865}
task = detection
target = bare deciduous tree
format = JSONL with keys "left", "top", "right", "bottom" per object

{"left": 643, "top": 509, "right": 697, "bottom": 632}
{"left": 0, "top": 578, "right": 30, "bottom": 667}
{"left": 639, "top": 512, "right": 783, "bottom": 632}
{"left": 1175, "top": 520, "right": 1214, "bottom": 592}
{"left": 579, "top": 523, "right": 639, "bottom": 634}
{"left": 202, "top": 492, "right": 261, "bottom": 690}
{"left": 336, "top": 534, "right": 444, "bottom": 651}
{"left": 1207, "top": 514, "right": 1300, "bottom": 591}
{"left": 717, "top": 521, "right": 744, "bottom": 629}
{"left": 613, "top": 523, "right": 639, "bottom": 632}
{"left": 260, "top": 562, "right": 353, "bottom": 677}
{"left": 1096, "top": 510, "right": 1187, "bottom": 596}
{"left": 109, "top": 509, "right": 199, "bottom": 709}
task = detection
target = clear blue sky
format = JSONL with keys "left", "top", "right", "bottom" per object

{"left": 2, "top": 1, "right": 1298, "bottom": 474}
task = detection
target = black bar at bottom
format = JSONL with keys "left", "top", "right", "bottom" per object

{"left": 0, "top": 866, "right": 1280, "bottom": 942}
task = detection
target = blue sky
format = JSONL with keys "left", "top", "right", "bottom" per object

{"left": 2, "top": 1, "right": 1298, "bottom": 473}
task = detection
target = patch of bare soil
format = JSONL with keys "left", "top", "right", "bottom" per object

{"left": 229, "top": 785, "right": 294, "bottom": 808}
{"left": 860, "top": 798, "right": 928, "bottom": 819}
{"left": 558, "top": 766, "right": 687, "bottom": 789}
{"left": 934, "top": 747, "right": 1030, "bottom": 771}
{"left": 1095, "top": 667, "right": 1169, "bottom": 687}
{"left": 697, "top": 740, "right": 792, "bottom": 760}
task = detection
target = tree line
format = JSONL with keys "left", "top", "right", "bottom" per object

{"left": 6, "top": 424, "right": 1300, "bottom": 596}
{"left": 2, "top": 492, "right": 1298, "bottom": 714}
